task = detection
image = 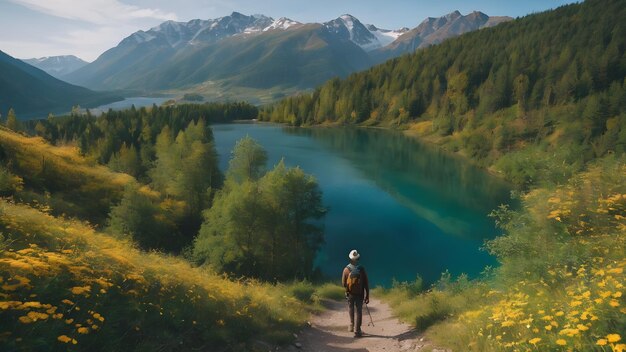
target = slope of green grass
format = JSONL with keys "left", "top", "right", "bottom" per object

{"left": 0, "top": 199, "right": 308, "bottom": 351}
{"left": 0, "top": 125, "right": 345, "bottom": 351}
{"left": 0, "top": 126, "right": 131, "bottom": 224}
{"left": 379, "top": 156, "right": 625, "bottom": 351}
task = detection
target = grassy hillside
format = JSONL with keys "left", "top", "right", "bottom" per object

{"left": 0, "top": 127, "right": 131, "bottom": 225}
{"left": 0, "top": 126, "right": 342, "bottom": 351}
{"left": 0, "top": 199, "right": 308, "bottom": 351}
{"left": 0, "top": 51, "right": 121, "bottom": 119}
{"left": 379, "top": 155, "right": 625, "bottom": 351}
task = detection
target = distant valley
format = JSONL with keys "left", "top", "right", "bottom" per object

{"left": 4, "top": 9, "right": 510, "bottom": 117}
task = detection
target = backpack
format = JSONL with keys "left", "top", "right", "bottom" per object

{"left": 346, "top": 264, "right": 363, "bottom": 295}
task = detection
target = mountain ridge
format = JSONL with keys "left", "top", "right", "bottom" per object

{"left": 22, "top": 55, "right": 88, "bottom": 78}
{"left": 63, "top": 10, "right": 511, "bottom": 94}
{"left": 0, "top": 50, "right": 120, "bottom": 118}
{"left": 371, "top": 10, "right": 512, "bottom": 63}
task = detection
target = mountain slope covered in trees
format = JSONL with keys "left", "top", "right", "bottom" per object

{"left": 263, "top": 0, "right": 626, "bottom": 186}
{"left": 0, "top": 51, "right": 120, "bottom": 119}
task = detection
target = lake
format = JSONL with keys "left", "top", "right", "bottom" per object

{"left": 90, "top": 97, "right": 172, "bottom": 115}
{"left": 211, "top": 123, "right": 512, "bottom": 287}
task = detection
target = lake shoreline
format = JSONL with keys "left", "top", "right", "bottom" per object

{"left": 250, "top": 119, "right": 510, "bottom": 183}
{"left": 211, "top": 123, "right": 511, "bottom": 286}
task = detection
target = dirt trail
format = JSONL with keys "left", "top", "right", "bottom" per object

{"left": 283, "top": 298, "right": 442, "bottom": 352}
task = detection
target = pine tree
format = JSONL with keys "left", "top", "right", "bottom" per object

{"left": 6, "top": 109, "right": 19, "bottom": 131}
{"left": 227, "top": 136, "right": 268, "bottom": 183}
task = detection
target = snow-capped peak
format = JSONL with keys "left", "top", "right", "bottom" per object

{"left": 323, "top": 14, "right": 409, "bottom": 52}
{"left": 323, "top": 14, "right": 378, "bottom": 50}
{"left": 365, "top": 25, "right": 409, "bottom": 48}
{"left": 264, "top": 17, "right": 301, "bottom": 31}
{"left": 22, "top": 55, "right": 88, "bottom": 78}
{"left": 336, "top": 14, "right": 361, "bottom": 38}
{"left": 129, "top": 30, "right": 157, "bottom": 44}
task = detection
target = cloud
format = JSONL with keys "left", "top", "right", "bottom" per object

{"left": 5, "top": 0, "right": 178, "bottom": 61}
{"left": 8, "top": 0, "right": 177, "bottom": 25}
{"left": 49, "top": 25, "right": 140, "bottom": 61}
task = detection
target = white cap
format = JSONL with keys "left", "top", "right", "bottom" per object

{"left": 348, "top": 249, "right": 360, "bottom": 260}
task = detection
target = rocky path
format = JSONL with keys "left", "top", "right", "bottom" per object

{"left": 283, "top": 298, "right": 443, "bottom": 352}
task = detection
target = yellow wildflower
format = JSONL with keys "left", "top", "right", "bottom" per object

{"left": 26, "top": 311, "right": 48, "bottom": 321}
{"left": 20, "top": 301, "right": 42, "bottom": 309}
{"left": 597, "top": 339, "right": 607, "bottom": 346}
{"left": 576, "top": 324, "right": 589, "bottom": 331}
{"left": 77, "top": 327, "right": 89, "bottom": 334}
{"left": 57, "top": 335, "right": 72, "bottom": 343}
{"left": 607, "top": 334, "right": 621, "bottom": 343}
{"left": 70, "top": 286, "right": 91, "bottom": 296}
{"left": 556, "top": 339, "right": 566, "bottom": 346}
{"left": 18, "top": 316, "right": 33, "bottom": 324}
{"left": 559, "top": 328, "right": 579, "bottom": 337}
{"left": 529, "top": 337, "right": 541, "bottom": 345}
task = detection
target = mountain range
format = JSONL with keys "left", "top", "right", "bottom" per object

{"left": 0, "top": 50, "right": 120, "bottom": 118}
{"left": 64, "top": 11, "right": 511, "bottom": 94}
{"left": 22, "top": 55, "right": 88, "bottom": 78}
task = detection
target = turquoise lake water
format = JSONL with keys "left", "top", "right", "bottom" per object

{"left": 211, "top": 123, "right": 512, "bottom": 287}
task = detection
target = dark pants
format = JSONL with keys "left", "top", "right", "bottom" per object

{"left": 348, "top": 295, "right": 363, "bottom": 332}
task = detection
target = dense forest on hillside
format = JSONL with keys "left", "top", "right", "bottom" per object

{"left": 20, "top": 102, "right": 257, "bottom": 178}
{"left": 1, "top": 102, "right": 325, "bottom": 267}
{"left": 263, "top": 0, "right": 626, "bottom": 186}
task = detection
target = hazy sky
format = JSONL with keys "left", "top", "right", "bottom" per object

{"left": 0, "top": 0, "right": 577, "bottom": 62}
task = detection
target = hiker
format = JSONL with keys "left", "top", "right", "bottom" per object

{"left": 342, "top": 249, "right": 370, "bottom": 337}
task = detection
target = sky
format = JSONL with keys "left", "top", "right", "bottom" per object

{"left": 0, "top": 0, "right": 578, "bottom": 62}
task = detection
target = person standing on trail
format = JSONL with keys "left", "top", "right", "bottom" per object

{"left": 342, "top": 249, "right": 370, "bottom": 337}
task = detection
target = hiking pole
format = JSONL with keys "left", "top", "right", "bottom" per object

{"left": 365, "top": 303, "right": 374, "bottom": 327}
